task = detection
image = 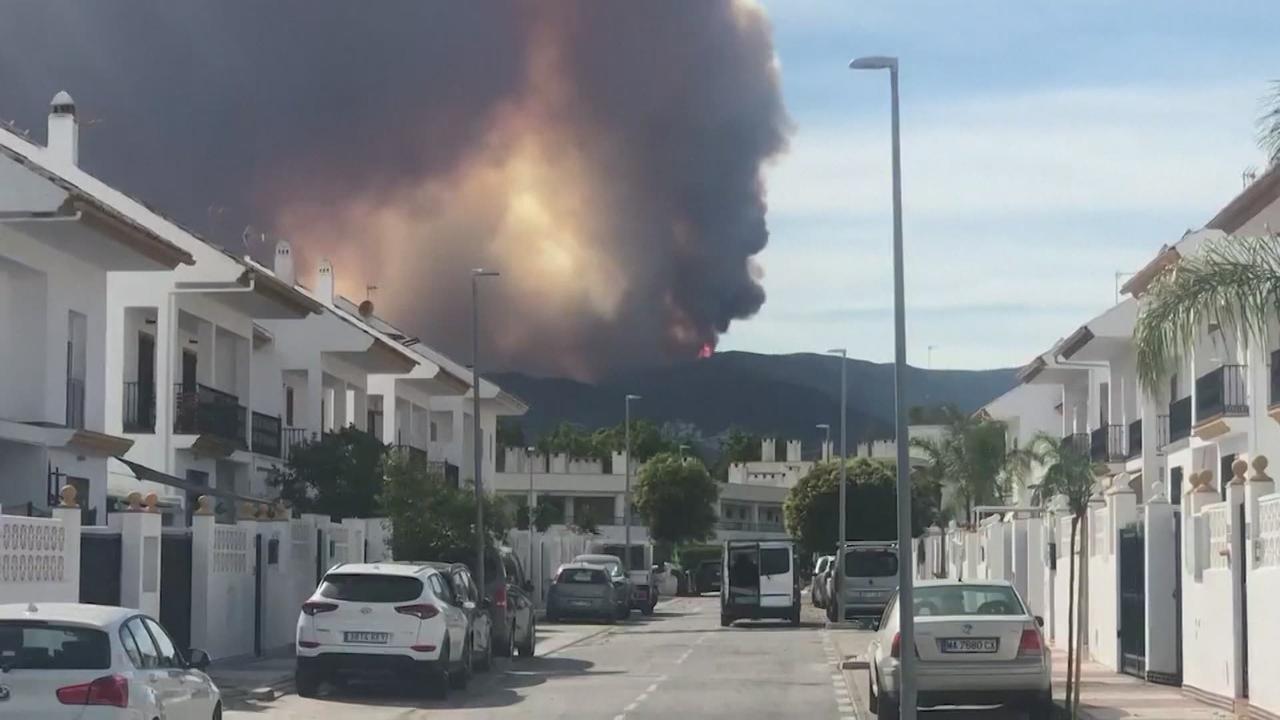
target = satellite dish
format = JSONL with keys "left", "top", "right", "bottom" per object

{"left": 358, "top": 299, "right": 375, "bottom": 317}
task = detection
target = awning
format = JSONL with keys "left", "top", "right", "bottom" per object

{"left": 114, "top": 457, "right": 274, "bottom": 506}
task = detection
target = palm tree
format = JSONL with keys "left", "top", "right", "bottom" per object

{"left": 1029, "top": 431, "right": 1099, "bottom": 720}
{"left": 1133, "top": 233, "right": 1280, "bottom": 388}
{"left": 910, "top": 406, "right": 1031, "bottom": 522}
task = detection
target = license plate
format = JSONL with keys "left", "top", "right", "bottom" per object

{"left": 941, "top": 638, "right": 998, "bottom": 653}
{"left": 344, "top": 631, "right": 391, "bottom": 644}
{"left": 570, "top": 599, "right": 592, "bottom": 606}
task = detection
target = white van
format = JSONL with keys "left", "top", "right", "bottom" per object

{"left": 720, "top": 539, "right": 800, "bottom": 627}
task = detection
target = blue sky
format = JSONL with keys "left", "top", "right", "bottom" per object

{"left": 720, "top": 0, "right": 1280, "bottom": 370}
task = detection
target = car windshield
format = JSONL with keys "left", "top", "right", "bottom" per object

{"left": 558, "top": 568, "right": 608, "bottom": 584}
{"left": 319, "top": 574, "right": 423, "bottom": 602}
{"left": 844, "top": 549, "right": 898, "bottom": 577}
{"left": 0, "top": 622, "right": 111, "bottom": 670}
{"left": 912, "top": 585, "right": 1026, "bottom": 617}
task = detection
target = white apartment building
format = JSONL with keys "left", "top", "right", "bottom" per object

{"left": 0, "top": 95, "right": 194, "bottom": 523}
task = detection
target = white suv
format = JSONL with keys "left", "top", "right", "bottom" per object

{"left": 295, "top": 562, "right": 479, "bottom": 699}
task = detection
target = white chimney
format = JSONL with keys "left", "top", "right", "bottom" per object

{"left": 48, "top": 91, "right": 78, "bottom": 166}
{"left": 316, "top": 258, "right": 334, "bottom": 304}
{"left": 274, "top": 240, "right": 295, "bottom": 285}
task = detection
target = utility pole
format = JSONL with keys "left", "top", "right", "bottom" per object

{"left": 470, "top": 268, "right": 499, "bottom": 594}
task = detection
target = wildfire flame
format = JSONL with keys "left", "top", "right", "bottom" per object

{"left": 698, "top": 342, "right": 715, "bottom": 359}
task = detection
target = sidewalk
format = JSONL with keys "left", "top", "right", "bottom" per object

{"left": 207, "top": 652, "right": 295, "bottom": 702}
{"left": 1049, "top": 650, "right": 1231, "bottom": 720}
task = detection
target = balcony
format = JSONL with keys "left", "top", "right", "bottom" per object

{"left": 122, "top": 381, "right": 155, "bottom": 432}
{"left": 282, "top": 427, "right": 309, "bottom": 461}
{"left": 173, "top": 383, "right": 246, "bottom": 448}
{"left": 1195, "top": 364, "right": 1248, "bottom": 423}
{"left": 65, "top": 378, "right": 85, "bottom": 429}
{"left": 716, "top": 519, "right": 787, "bottom": 533}
{"left": 1061, "top": 432, "right": 1089, "bottom": 456}
{"left": 426, "top": 460, "right": 460, "bottom": 486}
{"left": 1127, "top": 419, "right": 1142, "bottom": 460}
{"left": 251, "top": 412, "right": 282, "bottom": 458}
{"left": 393, "top": 444, "right": 429, "bottom": 466}
{"left": 1090, "top": 425, "right": 1126, "bottom": 463}
{"left": 1169, "top": 396, "right": 1192, "bottom": 443}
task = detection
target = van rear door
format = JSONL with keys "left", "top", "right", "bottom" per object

{"left": 757, "top": 542, "right": 794, "bottom": 608}
{"left": 724, "top": 542, "right": 760, "bottom": 608}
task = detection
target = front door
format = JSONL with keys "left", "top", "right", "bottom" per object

{"left": 725, "top": 543, "right": 760, "bottom": 608}
{"left": 138, "top": 332, "right": 156, "bottom": 429}
{"left": 757, "top": 543, "right": 794, "bottom": 608}
{"left": 1118, "top": 522, "right": 1146, "bottom": 678}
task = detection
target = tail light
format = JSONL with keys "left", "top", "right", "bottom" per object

{"left": 493, "top": 583, "right": 508, "bottom": 609}
{"left": 410, "top": 644, "right": 438, "bottom": 652}
{"left": 1018, "top": 628, "right": 1043, "bottom": 655}
{"left": 301, "top": 601, "right": 338, "bottom": 616}
{"left": 57, "top": 674, "right": 129, "bottom": 708}
{"left": 297, "top": 640, "right": 320, "bottom": 649}
{"left": 395, "top": 603, "right": 440, "bottom": 620}
{"left": 889, "top": 632, "right": 901, "bottom": 658}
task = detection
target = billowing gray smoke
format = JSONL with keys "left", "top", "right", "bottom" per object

{"left": 0, "top": 1, "right": 789, "bottom": 379}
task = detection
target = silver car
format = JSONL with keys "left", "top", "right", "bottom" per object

{"left": 866, "top": 579, "right": 1052, "bottom": 719}
{"left": 809, "top": 555, "right": 833, "bottom": 608}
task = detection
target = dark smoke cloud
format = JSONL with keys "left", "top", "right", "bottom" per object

{"left": 0, "top": 1, "right": 789, "bottom": 379}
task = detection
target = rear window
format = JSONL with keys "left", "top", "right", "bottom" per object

{"left": 913, "top": 585, "right": 1025, "bottom": 616}
{"left": 319, "top": 574, "right": 423, "bottom": 602}
{"left": 0, "top": 622, "right": 111, "bottom": 670}
{"left": 557, "top": 568, "right": 607, "bottom": 584}
{"left": 760, "top": 548, "right": 791, "bottom": 576}
{"left": 845, "top": 549, "right": 898, "bottom": 577}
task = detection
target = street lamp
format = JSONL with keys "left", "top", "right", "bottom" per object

{"left": 815, "top": 423, "right": 830, "bottom": 461}
{"left": 850, "top": 54, "right": 915, "bottom": 719}
{"left": 525, "top": 445, "right": 537, "bottom": 582}
{"left": 624, "top": 393, "right": 641, "bottom": 572}
{"left": 827, "top": 348, "right": 848, "bottom": 627}
{"left": 471, "top": 268, "right": 499, "bottom": 594}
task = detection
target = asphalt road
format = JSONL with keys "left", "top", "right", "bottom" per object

{"left": 225, "top": 595, "right": 851, "bottom": 720}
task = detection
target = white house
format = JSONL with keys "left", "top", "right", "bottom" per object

{"left": 0, "top": 94, "right": 195, "bottom": 522}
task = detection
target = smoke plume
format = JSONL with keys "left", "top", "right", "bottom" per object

{"left": 0, "top": 1, "right": 789, "bottom": 379}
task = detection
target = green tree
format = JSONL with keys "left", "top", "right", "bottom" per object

{"left": 497, "top": 417, "right": 526, "bottom": 449}
{"left": 910, "top": 407, "right": 1032, "bottom": 521}
{"left": 380, "top": 451, "right": 511, "bottom": 563}
{"left": 633, "top": 453, "right": 720, "bottom": 545}
{"left": 784, "top": 458, "right": 939, "bottom": 556}
{"left": 712, "top": 426, "right": 761, "bottom": 480}
{"left": 267, "top": 426, "right": 386, "bottom": 518}
{"left": 573, "top": 506, "right": 601, "bottom": 535}
{"left": 1029, "top": 431, "right": 1098, "bottom": 719}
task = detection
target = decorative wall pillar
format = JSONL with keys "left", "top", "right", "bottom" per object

{"left": 118, "top": 492, "right": 161, "bottom": 617}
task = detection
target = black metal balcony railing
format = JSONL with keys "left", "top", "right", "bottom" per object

{"left": 393, "top": 444, "right": 429, "bottom": 466}
{"left": 1061, "top": 432, "right": 1089, "bottom": 456}
{"left": 426, "top": 460, "right": 460, "bottom": 486}
{"left": 65, "top": 377, "right": 85, "bottom": 429}
{"left": 716, "top": 519, "right": 787, "bottom": 533}
{"left": 282, "top": 427, "right": 309, "bottom": 461}
{"left": 1090, "top": 424, "right": 1126, "bottom": 463}
{"left": 1195, "top": 364, "right": 1248, "bottom": 422}
{"left": 122, "top": 381, "right": 156, "bottom": 432}
{"left": 1169, "top": 396, "right": 1192, "bottom": 443}
{"left": 1127, "top": 418, "right": 1142, "bottom": 459}
{"left": 173, "top": 383, "right": 246, "bottom": 447}
{"left": 251, "top": 412, "right": 282, "bottom": 458}
{"left": 1272, "top": 349, "right": 1280, "bottom": 407}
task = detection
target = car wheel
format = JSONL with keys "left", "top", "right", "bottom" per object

{"left": 789, "top": 607, "right": 801, "bottom": 626}
{"left": 212, "top": 702, "right": 223, "bottom": 720}
{"left": 876, "top": 691, "right": 898, "bottom": 720}
{"left": 450, "top": 638, "right": 472, "bottom": 690}
{"left": 424, "top": 639, "right": 450, "bottom": 700}
{"left": 642, "top": 603, "right": 655, "bottom": 616}
{"left": 719, "top": 614, "right": 731, "bottom": 628}
{"left": 295, "top": 663, "right": 322, "bottom": 698}
{"left": 475, "top": 632, "right": 493, "bottom": 672}
{"left": 1027, "top": 692, "right": 1055, "bottom": 720}
{"left": 546, "top": 610, "right": 558, "bottom": 623}
{"left": 517, "top": 617, "right": 536, "bottom": 658}
{"left": 867, "top": 665, "right": 879, "bottom": 713}
{"left": 826, "top": 601, "right": 837, "bottom": 623}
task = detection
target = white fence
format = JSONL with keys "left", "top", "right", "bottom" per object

{"left": 0, "top": 507, "right": 80, "bottom": 604}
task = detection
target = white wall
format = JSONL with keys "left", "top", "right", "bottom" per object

{"left": 0, "top": 508, "right": 80, "bottom": 603}
{"left": 1249, "top": 493, "right": 1280, "bottom": 716}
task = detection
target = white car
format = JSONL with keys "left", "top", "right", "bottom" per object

{"left": 0, "top": 602, "right": 221, "bottom": 720}
{"left": 295, "top": 562, "right": 482, "bottom": 699}
{"left": 866, "top": 579, "right": 1052, "bottom": 720}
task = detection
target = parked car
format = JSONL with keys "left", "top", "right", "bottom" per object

{"left": 810, "top": 554, "right": 834, "bottom": 608}
{"left": 653, "top": 562, "right": 680, "bottom": 597}
{"left": 545, "top": 563, "right": 626, "bottom": 623}
{"left": 720, "top": 539, "right": 801, "bottom": 627}
{"left": 424, "top": 562, "right": 494, "bottom": 672}
{"left": 828, "top": 541, "right": 899, "bottom": 625}
{"left": 0, "top": 602, "right": 220, "bottom": 720}
{"left": 865, "top": 579, "right": 1052, "bottom": 720}
{"left": 483, "top": 547, "right": 537, "bottom": 658}
{"left": 581, "top": 544, "right": 658, "bottom": 614}
{"left": 295, "top": 562, "right": 483, "bottom": 699}
{"left": 695, "top": 559, "right": 722, "bottom": 593}
{"left": 571, "top": 553, "right": 632, "bottom": 619}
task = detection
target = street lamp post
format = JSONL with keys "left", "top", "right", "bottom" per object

{"left": 471, "top": 268, "right": 499, "bottom": 595}
{"left": 849, "top": 54, "right": 915, "bottom": 719}
{"left": 526, "top": 445, "right": 537, "bottom": 584}
{"left": 827, "top": 348, "right": 848, "bottom": 626}
{"left": 624, "top": 393, "right": 642, "bottom": 572}
{"left": 815, "top": 423, "right": 831, "bottom": 461}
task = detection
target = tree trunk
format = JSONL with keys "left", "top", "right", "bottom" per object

{"left": 1065, "top": 515, "right": 1078, "bottom": 717}
{"left": 1073, "top": 512, "right": 1087, "bottom": 718}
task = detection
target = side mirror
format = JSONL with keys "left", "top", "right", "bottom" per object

{"left": 1035, "top": 615, "right": 1044, "bottom": 627}
{"left": 186, "top": 648, "right": 211, "bottom": 670}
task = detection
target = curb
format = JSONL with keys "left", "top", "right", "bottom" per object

{"left": 218, "top": 674, "right": 294, "bottom": 703}
{"left": 841, "top": 655, "right": 868, "bottom": 670}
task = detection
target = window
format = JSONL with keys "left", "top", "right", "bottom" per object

{"left": 319, "top": 574, "right": 423, "bottom": 602}
{"left": 450, "top": 571, "right": 471, "bottom": 605}
{"left": 844, "top": 548, "right": 898, "bottom": 577}
{"left": 759, "top": 547, "right": 791, "bottom": 576}
{"left": 428, "top": 573, "right": 454, "bottom": 604}
{"left": 1099, "top": 382, "right": 1109, "bottom": 425}
{"left": 118, "top": 624, "right": 144, "bottom": 667}
{"left": 912, "top": 584, "right": 1025, "bottom": 616}
{"left": 430, "top": 421, "right": 438, "bottom": 442}
{"left": 123, "top": 618, "right": 161, "bottom": 668}
{"left": 1170, "top": 466, "right": 1183, "bottom": 505}
{"left": 285, "top": 385, "right": 295, "bottom": 426}
{"left": 142, "top": 617, "right": 183, "bottom": 667}
{"left": 557, "top": 568, "right": 608, "bottom": 584}
{"left": 0, "top": 622, "right": 111, "bottom": 670}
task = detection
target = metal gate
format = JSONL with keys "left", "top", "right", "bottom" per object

{"left": 1119, "top": 521, "right": 1146, "bottom": 678}
{"left": 79, "top": 532, "right": 122, "bottom": 606}
{"left": 160, "top": 531, "right": 193, "bottom": 652}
